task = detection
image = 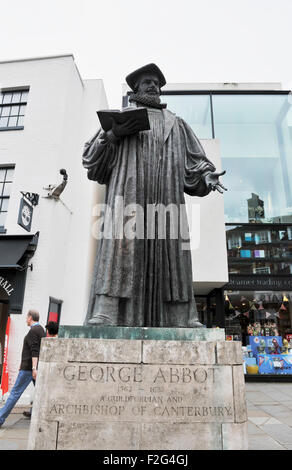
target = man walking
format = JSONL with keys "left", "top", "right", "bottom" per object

{"left": 0, "top": 310, "right": 45, "bottom": 426}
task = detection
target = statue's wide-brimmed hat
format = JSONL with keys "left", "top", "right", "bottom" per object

{"left": 126, "top": 63, "right": 166, "bottom": 91}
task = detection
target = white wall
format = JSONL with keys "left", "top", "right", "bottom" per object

{"left": 186, "top": 139, "right": 229, "bottom": 295}
{"left": 0, "top": 56, "right": 107, "bottom": 397}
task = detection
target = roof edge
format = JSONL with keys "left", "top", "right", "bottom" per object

{"left": 0, "top": 53, "right": 75, "bottom": 65}
{"left": 0, "top": 53, "right": 85, "bottom": 87}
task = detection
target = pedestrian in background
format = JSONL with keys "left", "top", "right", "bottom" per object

{"left": 0, "top": 310, "right": 45, "bottom": 426}
{"left": 45, "top": 321, "right": 59, "bottom": 337}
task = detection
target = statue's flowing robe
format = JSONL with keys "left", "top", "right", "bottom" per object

{"left": 82, "top": 107, "right": 216, "bottom": 327}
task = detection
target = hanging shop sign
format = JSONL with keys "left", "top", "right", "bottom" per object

{"left": 17, "top": 192, "right": 39, "bottom": 232}
{"left": 0, "top": 233, "right": 39, "bottom": 313}
{"left": 0, "top": 269, "right": 26, "bottom": 313}
{"left": 0, "top": 275, "right": 14, "bottom": 297}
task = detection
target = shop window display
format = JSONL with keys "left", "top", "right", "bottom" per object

{"left": 224, "top": 290, "right": 292, "bottom": 375}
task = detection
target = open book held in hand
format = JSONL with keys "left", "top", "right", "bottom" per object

{"left": 97, "top": 108, "right": 150, "bottom": 132}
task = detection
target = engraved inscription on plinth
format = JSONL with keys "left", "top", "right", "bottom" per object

{"left": 28, "top": 334, "right": 248, "bottom": 450}
{"left": 48, "top": 363, "right": 234, "bottom": 423}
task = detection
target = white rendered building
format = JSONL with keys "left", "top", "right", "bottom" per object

{"left": 0, "top": 55, "right": 108, "bottom": 401}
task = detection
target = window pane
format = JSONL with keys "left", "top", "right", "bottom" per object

{"left": 0, "top": 170, "right": 5, "bottom": 182}
{"left": 17, "top": 115, "right": 24, "bottom": 126}
{"left": 8, "top": 116, "right": 18, "bottom": 127}
{"left": 161, "top": 94, "right": 213, "bottom": 138}
{"left": 2, "top": 183, "right": 12, "bottom": 197}
{"left": 10, "top": 105, "right": 20, "bottom": 116}
{"left": 11, "top": 92, "right": 21, "bottom": 103}
{"left": 5, "top": 168, "right": 14, "bottom": 181}
{"left": 0, "top": 198, "right": 9, "bottom": 211}
{"left": 0, "top": 212, "right": 7, "bottom": 227}
{"left": 213, "top": 94, "right": 292, "bottom": 223}
{"left": 2, "top": 93, "right": 12, "bottom": 104}
{"left": 1, "top": 106, "right": 11, "bottom": 117}
{"left": 21, "top": 91, "right": 29, "bottom": 102}
{"left": 0, "top": 117, "right": 8, "bottom": 127}
{"left": 49, "top": 301, "right": 59, "bottom": 313}
{"left": 19, "top": 104, "right": 26, "bottom": 115}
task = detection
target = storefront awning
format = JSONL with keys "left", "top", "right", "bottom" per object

{"left": 0, "top": 233, "right": 39, "bottom": 269}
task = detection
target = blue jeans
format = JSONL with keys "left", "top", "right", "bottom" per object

{"left": 0, "top": 370, "right": 33, "bottom": 425}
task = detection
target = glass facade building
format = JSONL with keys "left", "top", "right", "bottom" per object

{"left": 160, "top": 89, "right": 292, "bottom": 376}
{"left": 163, "top": 92, "right": 292, "bottom": 225}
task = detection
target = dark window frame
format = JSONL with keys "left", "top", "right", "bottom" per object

{"left": 46, "top": 296, "right": 63, "bottom": 327}
{"left": 0, "top": 89, "right": 29, "bottom": 131}
{"left": 0, "top": 165, "right": 15, "bottom": 232}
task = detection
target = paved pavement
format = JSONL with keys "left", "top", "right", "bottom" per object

{"left": 246, "top": 382, "right": 292, "bottom": 450}
{"left": 0, "top": 406, "right": 30, "bottom": 450}
{"left": 1, "top": 383, "right": 292, "bottom": 450}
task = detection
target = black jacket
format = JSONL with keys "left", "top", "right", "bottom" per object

{"left": 20, "top": 324, "right": 46, "bottom": 371}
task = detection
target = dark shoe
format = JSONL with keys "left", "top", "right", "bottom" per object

{"left": 23, "top": 411, "right": 31, "bottom": 418}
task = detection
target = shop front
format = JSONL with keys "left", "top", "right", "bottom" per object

{"left": 0, "top": 233, "right": 39, "bottom": 381}
{"left": 225, "top": 275, "right": 292, "bottom": 379}
{"left": 156, "top": 88, "right": 292, "bottom": 379}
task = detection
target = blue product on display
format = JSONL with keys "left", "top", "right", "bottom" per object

{"left": 248, "top": 336, "right": 292, "bottom": 374}
{"left": 249, "top": 336, "right": 282, "bottom": 357}
{"left": 258, "top": 354, "right": 292, "bottom": 374}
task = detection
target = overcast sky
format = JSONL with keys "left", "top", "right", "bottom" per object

{"left": 0, "top": 0, "right": 291, "bottom": 107}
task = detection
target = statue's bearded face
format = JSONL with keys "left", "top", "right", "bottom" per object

{"left": 132, "top": 73, "right": 162, "bottom": 107}
{"left": 136, "top": 74, "right": 160, "bottom": 96}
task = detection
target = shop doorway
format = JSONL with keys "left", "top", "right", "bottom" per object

{"left": 195, "top": 289, "right": 225, "bottom": 329}
{"left": 0, "top": 302, "right": 9, "bottom": 378}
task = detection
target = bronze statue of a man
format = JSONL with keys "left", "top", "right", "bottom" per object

{"left": 82, "top": 63, "right": 226, "bottom": 328}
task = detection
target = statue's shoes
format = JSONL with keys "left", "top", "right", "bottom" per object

{"left": 188, "top": 321, "right": 203, "bottom": 328}
{"left": 87, "top": 315, "right": 115, "bottom": 326}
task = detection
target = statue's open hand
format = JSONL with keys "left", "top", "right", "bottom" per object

{"left": 111, "top": 117, "right": 141, "bottom": 138}
{"left": 205, "top": 170, "right": 227, "bottom": 194}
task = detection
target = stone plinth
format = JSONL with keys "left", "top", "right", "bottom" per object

{"left": 27, "top": 327, "right": 248, "bottom": 450}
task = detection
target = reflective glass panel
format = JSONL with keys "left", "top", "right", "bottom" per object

{"left": 5, "top": 168, "right": 14, "bottom": 181}
{"left": 0, "top": 212, "right": 6, "bottom": 227}
{"left": 226, "top": 224, "right": 292, "bottom": 275}
{"left": 2, "top": 183, "right": 12, "bottom": 197}
{"left": 2, "top": 93, "right": 12, "bottom": 104}
{"left": 21, "top": 91, "right": 28, "bottom": 102}
{"left": 161, "top": 94, "right": 213, "bottom": 138}
{"left": 19, "top": 104, "right": 26, "bottom": 115}
{"left": 0, "top": 198, "right": 9, "bottom": 211}
{"left": 213, "top": 94, "right": 292, "bottom": 223}
{"left": 10, "top": 105, "right": 19, "bottom": 116}
{"left": 1, "top": 107, "right": 10, "bottom": 117}
{"left": 11, "top": 92, "right": 21, "bottom": 103}
{"left": 17, "top": 116, "right": 24, "bottom": 126}
{"left": 0, "top": 117, "right": 8, "bottom": 127}
{"left": 8, "top": 116, "right": 18, "bottom": 127}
